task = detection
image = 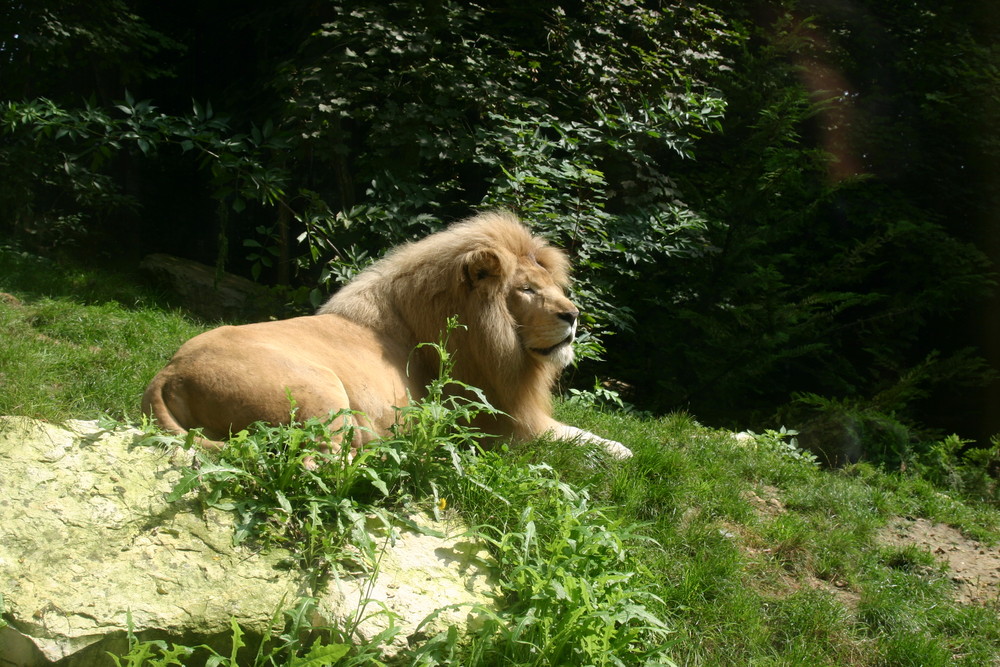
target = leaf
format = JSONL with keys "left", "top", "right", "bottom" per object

{"left": 165, "top": 468, "right": 206, "bottom": 502}
{"left": 290, "top": 643, "right": 351, "bottom": 666}
{"left": 395, "top": 514, "right": 445, "bottom": 538}
{"left": 228, "top": 617, "right": 245, "bottom": 663}
{"left": 275, "top": 490, "right": 292, "bottom": 514}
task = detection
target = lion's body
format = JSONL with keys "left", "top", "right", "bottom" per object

{"left": 142, "top": 314, "right": 417, "bottom": 444}
{"left": 143, "top": 211, "right": 631, "bottom": 458}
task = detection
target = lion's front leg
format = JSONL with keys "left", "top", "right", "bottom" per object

{"left": 549, "top": 422, "right": 633, "bottom": 460}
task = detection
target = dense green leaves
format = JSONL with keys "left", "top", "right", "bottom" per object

{"left": 277, "top": 0, "right": 733, "bottom": 344}
{"left": 605, "top": 1, "right": 998, "bottom": 432}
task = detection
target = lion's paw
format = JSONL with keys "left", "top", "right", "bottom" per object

{"left": 554, "top": 423, "right": 633, "bottom": 460}
{"left": 599, "top": 437, "right": 633, "bottom": 460}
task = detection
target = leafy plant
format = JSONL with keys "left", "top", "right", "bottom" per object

{"left": 0, "top": 95, "right": 288, "bottom": 261}
{"left": 159, "top": 409, "right": 388, "bottom": 581}
{"left": 366, "top": 319, "right": 500, "bottom": 508}
{"left": 154, "top": 318, "right": 497, "bottom": 581}
{"left": 913, "top": 434, "right": 1000, "bottom": 506}
{"left": 478, "top": 476, "right": 673, "bottom": 666}
{"left": 566, "top": 378, "right": 630, "bottom": 412}
{"left": 109, "top": 598, "right": 395, "bottom": 667}
{"left": 749, "top": 426, "right": 818, "bottom": 467}
{"left": 277, "top": 0, "right": 734, "bottom": 360}
{"left": 418, "top": 451, "right": 676, "bottom": 666}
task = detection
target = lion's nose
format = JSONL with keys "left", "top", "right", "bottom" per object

{"left": 558, "top": 310, "right": 579, "bottom": 326}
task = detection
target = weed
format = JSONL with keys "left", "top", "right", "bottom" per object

{"left": 152, "top": 318, "right": 499, "bottom": 585}
{"left": 369, "top": 317, "right": 501, "bottom": 507}
{"left": 158, "top": 410, "right": 391, "bottom": 581}
{"left": 109, "top": 598, "right": 396, "bottom": 666}
{"left": 415, "top": 455, "right": 676, "bottom": 666}
{"left": 913, "top": 433, "right": 1000, "bottom": 506}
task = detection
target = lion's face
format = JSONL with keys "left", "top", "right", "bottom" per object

{"left": 507, "top": 260, "right": 580, "bottom": 369}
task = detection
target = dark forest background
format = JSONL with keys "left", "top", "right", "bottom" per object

{"left": 2, "top": 0, "right": 999, "bottom": 450}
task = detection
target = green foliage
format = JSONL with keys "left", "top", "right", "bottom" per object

{"left": 608, "top": 3, "right": 998, "bottom": 432}
{"left": 748, "top": 426, "right": 819, "bottom": 467}
{"left": 156, "top": 318, "right": 496, "bottom": 581}
{"left": 566, "top": 378, "right": 630, "bottom": 412}
{"left": 368, "top": 320, "right": 500, "bottom": 503}
{"left": 0, "top": 95, "right": 287, "bottom": 257}
{"left": 160, "top": 411, "right": 388, "bottom": 578}
{"left": 109, "top": 598, "right": 392, "bottom": 667}
{"left": 912, "top": 434, "right": 1000, "bottom": 506}
{"left": 278, "top": 0, "right": 734, "bottom": 350}
{"left": 458, "top": 463, "right": 674, "bottom": 666}
{"left": 781, "top": 393, "right": 1000, "bottom": 508}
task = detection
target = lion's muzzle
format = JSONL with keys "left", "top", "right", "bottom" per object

{"left": 531, "top": 309, "right": 578, "bottom": 357}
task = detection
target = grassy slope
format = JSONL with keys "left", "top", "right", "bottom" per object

{"left": 0, "top": 247, "right": 206, "bottom": 422}
{"left": 2, "top": 247, "right": 998, "bottom": 665}
{"left": 553, "top": 404, "right": 1000, "bottom": 665}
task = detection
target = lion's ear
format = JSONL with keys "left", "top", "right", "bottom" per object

{"left": 462, "top": 248, "right": 506, "bottom": 286}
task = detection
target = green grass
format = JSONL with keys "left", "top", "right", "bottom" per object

{"left": 0, "top": 246, "right": 205, "bottom": 421}
{"left": 3, "top": 246, "right": 1000, "bottom": 666}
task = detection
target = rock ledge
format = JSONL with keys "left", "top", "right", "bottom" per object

{"left": 0, "top": 417, "right": 494, "bottom": 666}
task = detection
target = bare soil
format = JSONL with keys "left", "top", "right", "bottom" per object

{"left": 745, "top": 485, "right": 1000, "bottom": 608}
{"left": 878, "top": 516, "right": 1000, "bottom": 607}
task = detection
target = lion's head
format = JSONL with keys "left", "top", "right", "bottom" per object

{"left": 318, "top": 211, "right": 581, "bottom": 439}
{"left": 505, "top": 257, "right": 580, "bottom": 369}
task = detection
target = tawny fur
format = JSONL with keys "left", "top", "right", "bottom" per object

{"left": 142, "top": 211, "right": 631, "bottom": 458}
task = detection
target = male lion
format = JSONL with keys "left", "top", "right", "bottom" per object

{"left": 142, "top": 211, "right": 631, "bottom": 459}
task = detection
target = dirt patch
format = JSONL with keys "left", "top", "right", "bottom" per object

{"left": 742, "top": 487, "right": 999, "bottom": 609}
{"left": 0, "top": 292, "right": 23, "bottom": 308}
{"left": 879, "top": 517, "right": 1000, "bottom": 607}
{"left": 740, "top": 486, "right": 999, "bottom": 608}
{"left": 741, "top": 486, "right": 860, "bottom": 607}
{"left": 744, "top": 485, "right": 786, "bottom": 517}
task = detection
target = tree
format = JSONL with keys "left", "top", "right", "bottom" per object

{"left": 605, "top": 1, "right": 998, "bottom": 438}
{"left": 274, "top": 0, "right": 735, "bottom": 361}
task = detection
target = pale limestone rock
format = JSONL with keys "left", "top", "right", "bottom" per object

{"left": 0, "top": 417, "right": 494, "bottom": 666}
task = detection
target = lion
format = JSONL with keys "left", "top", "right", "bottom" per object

{"left": 142, "top": 210, "right": 631, "bottom": 459}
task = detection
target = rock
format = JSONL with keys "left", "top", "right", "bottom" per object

{"left": 0, "top": 417, "right": 495, "bottom": 666}
{"left": 139, "top": 253, "right": 286, "bottom": 322}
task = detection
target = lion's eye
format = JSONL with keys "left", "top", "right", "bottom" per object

{"left": 521, "top": 285, "right": 536, "bottom": 294}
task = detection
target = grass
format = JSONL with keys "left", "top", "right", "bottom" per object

{"left": 0, "top": 246, "right": 205, "bottom": 422}
{"left": 3, "top": 245, "right": 1000, "bottom": 665}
